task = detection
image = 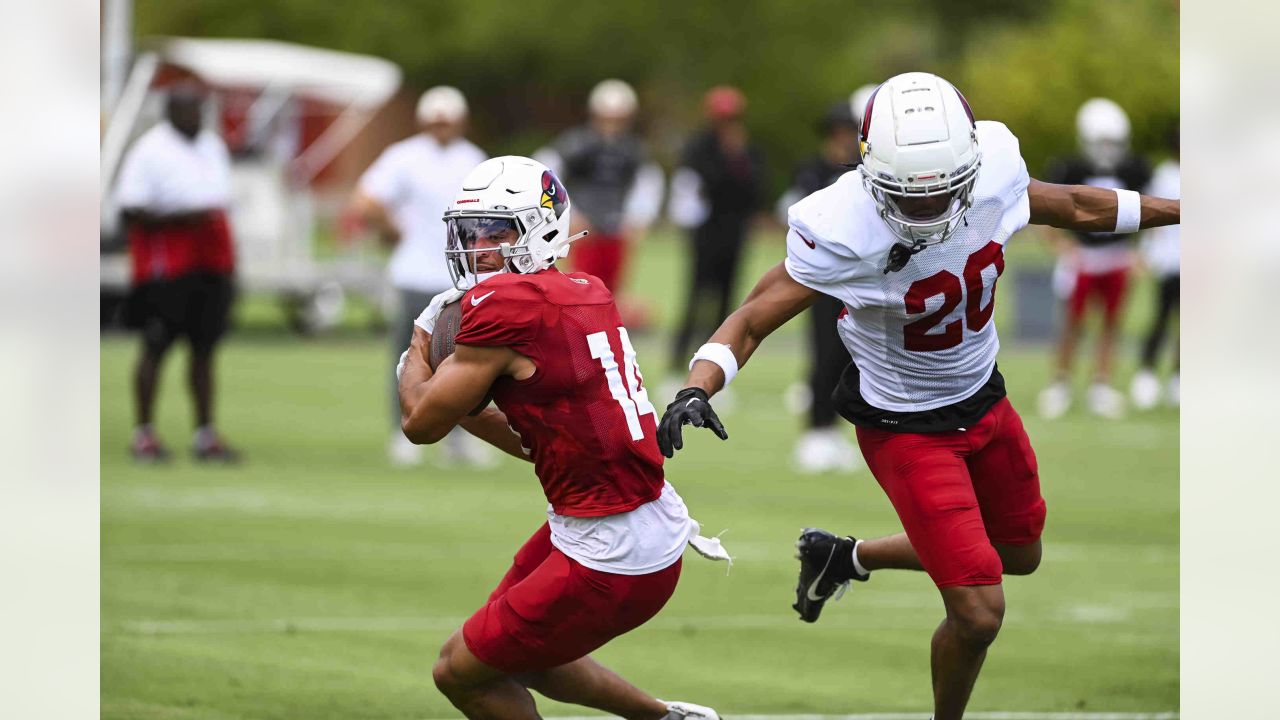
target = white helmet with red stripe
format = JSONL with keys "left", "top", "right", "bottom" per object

{"left": 858, "top": 72, "right": 981, "bottom": 249}
{"left": 442, "top": 156, "right": 577, "bottom": 289}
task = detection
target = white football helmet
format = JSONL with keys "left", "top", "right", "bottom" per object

{"left": 858, "top": 72, "right": 981, "bottom": 249}
{"left": 588, "top": 79, "right": 638, "bottom": 118}
{"left": 1076, "top": 97, "right": 1130, "bottom": 172}
{"left": 417, "top": 86, "right": 468, "bottom": 125}
{"left": 443, "top": 156, "right": 578, "bottom": 289}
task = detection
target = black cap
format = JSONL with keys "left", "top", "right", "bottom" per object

{"left": 818, "top": 102, "right": 859, "bottom": 135}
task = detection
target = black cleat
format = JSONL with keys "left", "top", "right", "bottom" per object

{"left": 793, "top": 528, "right": 868, "bottom": 623}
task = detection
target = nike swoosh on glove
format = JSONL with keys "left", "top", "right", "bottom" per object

{"left": 657, "top": 387, "right": 728, "bottom": 458}
{"left": 413, "top": 288, "right": 467, "bottom": 335}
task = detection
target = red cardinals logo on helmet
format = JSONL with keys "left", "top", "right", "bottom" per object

{"left": 540, "top": 170, "right": 568, "bottom": 218}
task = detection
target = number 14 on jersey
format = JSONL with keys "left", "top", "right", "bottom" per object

{"left": 587, "top": 327, "right": 657, "bottom": 441}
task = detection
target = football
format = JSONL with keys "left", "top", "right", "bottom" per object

{"left": 429, "top": 301, "right": 492, "bottom": 416}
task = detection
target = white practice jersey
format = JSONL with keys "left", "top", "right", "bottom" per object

{"left": 785, "top": 121, "right": 1030, "bottom": 413}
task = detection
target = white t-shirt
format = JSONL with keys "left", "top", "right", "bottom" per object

{"left": 547, "top": 480, "right": 693, "bottom": 575}
{"left": 1141, "top": 160, "right": 1180, "bottom": 278}
{"left": 114, "top": 121, "right": 232, "bottom": 214}
{"left": 358, "top": 135, "right": 486, "bottom": 293}
{"left": 784, "top": 121, "right": 1031, "bottom": 413}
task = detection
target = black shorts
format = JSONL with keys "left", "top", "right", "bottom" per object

{"left": 127, "top": 273, "right": 234, "bottom": 349}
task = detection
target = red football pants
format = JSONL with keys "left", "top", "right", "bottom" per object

{"left": 855, "top": 398, "right": 1047, "bottom": 588}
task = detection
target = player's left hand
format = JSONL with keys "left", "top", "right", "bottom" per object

{"left": 657, "top": 387, "right": 728, "bottom": 458}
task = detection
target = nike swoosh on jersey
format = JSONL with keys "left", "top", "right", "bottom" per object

{"left": 470, "top": 291, "right": 496, "bottom": 306}
{"left": 798, "top": 232, "right": 817, "bottom": 249}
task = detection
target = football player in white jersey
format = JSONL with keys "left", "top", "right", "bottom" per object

{"left": 656, "top": 72, "right": 1179, "bottom": 720}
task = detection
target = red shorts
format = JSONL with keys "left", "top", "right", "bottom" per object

{"left": 462, "top": 523, "right": 681, "bottom": 673}
{"left": 855, "top": 398, "right": 1046, "bottom": 588}
{"left": 1067, "top": 268, "right": 1129, "bottom": 324}
{"left": 129, "top": 210, "right": 235, "bottom": 283}
{"left": 570, "top": 233, "right": 627, "bottom": 293}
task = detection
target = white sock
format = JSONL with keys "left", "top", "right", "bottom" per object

{"left": 851, "top": 538, "right": 869, "bottom": 577}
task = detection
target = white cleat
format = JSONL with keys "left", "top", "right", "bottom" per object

{"left": 794, "top": 428, "right": 863, "bottom": 474}
{"left": 1037, "top": 382, "right": 1072, "bottom": 420}
{"left": 663, "top": 700, "right": 721, "bottom": 720}
{"left": 1087, "top": 382, "right": 1126, "bottom": 419}
{"left": 1129, "top": 370, "right": 1161, "bottom": 411}
{"left": 388, "top": 433, "right": 424, "bottom": 467}
{"left": 1166, "top": 373, "right": 1180, "bottom": 407}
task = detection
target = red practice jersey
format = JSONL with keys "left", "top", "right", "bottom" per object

{"left": 454, "top": 270, "right": 664, "bottom": 517}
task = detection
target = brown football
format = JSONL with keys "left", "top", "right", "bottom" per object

{"left": 429, "top": 301, "right": 492, "bottom": 416}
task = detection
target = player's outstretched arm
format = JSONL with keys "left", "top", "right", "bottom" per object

{"left": 688, "top": 261, "right": 817, "bottom": 395}
{"left": 657, "top": 261, "right": 816, "bottom": 457}
{"left": 401, "top": 342, "right": 515, "bottom": 446}
{"left": 1027, "top": 179, "right": 1179, "bottom": 233}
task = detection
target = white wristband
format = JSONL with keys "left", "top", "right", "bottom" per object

{"left": 1114, "top": 188, "right": 1141, "bottom": 234}
{"left": 689, "top": 343, "right": 739, "bottom": 388}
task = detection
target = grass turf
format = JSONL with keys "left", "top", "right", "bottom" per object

{"left": 101, "top": 229, "right": 1178, "bottom": 719}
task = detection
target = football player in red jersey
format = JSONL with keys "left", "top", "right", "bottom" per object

{"left": 657, "top": 73, "right": 1179, "bottom": 720}
{"left": 399, "top": 156, "right": 722, "bottom": 720}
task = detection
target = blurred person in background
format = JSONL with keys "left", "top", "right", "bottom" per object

{"left": 774, "top": 93, "right": 873, "bottom": 474}
{"left": 115, "top": 81, "right": 239, "bottom": 463}
{"left": 667, "top": 85, "right": 765, "bottom": 389}
{"left": 1037, "top": 98, "right": 1151, "bottom": 420}
{"left": 1131, "top": 123, "right": 1180, "bottom": 410}
{"left": 346, "top": 85, "right": 491, "bottom": 467}
{"left": 533, "top": 79, "right": 663, "bottom": 325}
{"left": 657, "top": 72, "right": 1180, "bottom": 720}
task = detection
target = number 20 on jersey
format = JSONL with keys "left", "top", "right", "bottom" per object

{"left": 903, "top": 241, "right": 1005, "bottom": 352}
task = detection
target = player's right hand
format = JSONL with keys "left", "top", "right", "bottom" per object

{"left": 657, "top": 387, "right": 728, "bottom": 458}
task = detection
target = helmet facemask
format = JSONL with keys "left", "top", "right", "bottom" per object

{"left": 443, "top": 159, "right": 580, "bottom": 290}
{"left": 444, "top": 214, "right": 527, "bottom": 290}
{"left": 860, "top": 154, "right": 981, "bottom": 250}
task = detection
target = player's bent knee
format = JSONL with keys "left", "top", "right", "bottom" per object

{"left": 997, "top": 543, "right": 1042, "bottom": 576}
{"left": 432, "top": 653, "right": 473, "bottom": 698}
{"left": 956, "top": 605, "right": 1003, "bottom": 647}
{"left": 432, "top": 636, "right": 470, "bottom": 695}
{"left": 946, "top": 588, "right": 1005, "bottom": 647}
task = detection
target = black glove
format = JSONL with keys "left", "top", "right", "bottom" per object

{"left": 657, "top": 387, "right": 729, "bottom": 458}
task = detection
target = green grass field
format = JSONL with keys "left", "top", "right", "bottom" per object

{"left": 101, "top": 230, "right": 1178, "bottom": 719}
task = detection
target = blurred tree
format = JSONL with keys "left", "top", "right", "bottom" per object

{"left": 955, "top": 0, "right": 1179, "bottom": 173}
{"left": 134, "top": 0, "right": 1178, "bottom": 195}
